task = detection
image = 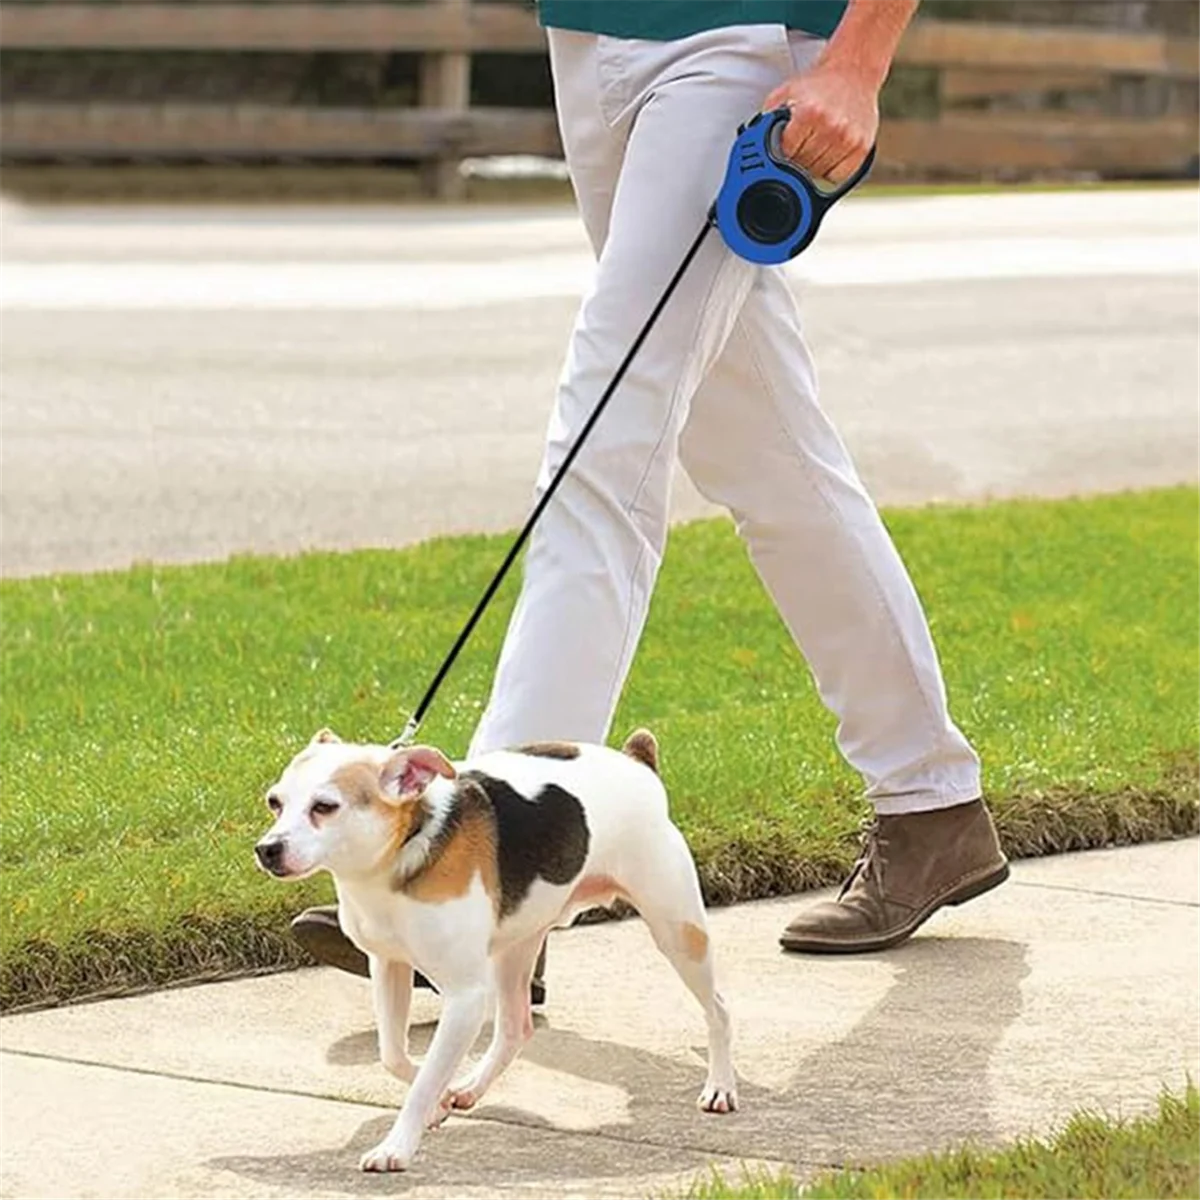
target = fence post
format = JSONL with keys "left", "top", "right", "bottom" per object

{"left": 419, "top": 0, "right": 470, "bottom": 199}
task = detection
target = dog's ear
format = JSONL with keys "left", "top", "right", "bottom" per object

{"left": 379, "top": 745, "right": 456, "bottom": 804}
{"left": 310, "top": 728, "right": 342, "bottom": 745}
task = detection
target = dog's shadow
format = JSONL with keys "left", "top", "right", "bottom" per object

{"left": 209, "top": 936, "right": 1028, "bottom": 1191}
{"left": 324, "top": 1012, "right": 549, "bottom": 1069}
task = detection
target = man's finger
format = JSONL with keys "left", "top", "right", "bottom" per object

{"left": 824, "top": 138, "right": 872, "bottom": 184}
{"left": 792, "top": 130, "right": 836, "bottom": 174}
{"left": 782, "top": 101, "right": 828, "bottom": 161}
{"left": 783, "top": 119, "right": 817, "bottom": 164}
{"left": 805, "top": 135, "right": 851, "bottom": 181}
{"left": 790, "top": 120, "right": 844, "bottom": 174}
{"left": 763, "top": 86, "right": 791, "bottom": 112}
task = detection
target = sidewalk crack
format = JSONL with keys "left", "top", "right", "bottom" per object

{"left": 1, "top": 1047, "right": 816, "bottom": 1170}
{"left": 1012, "top": 879, "right": 1198, "bottom": 908}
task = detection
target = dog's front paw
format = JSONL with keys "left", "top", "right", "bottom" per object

{"left": 445, "top": 1085, "right": 480, "bottom": 1112}
{"left": 360, "top": 1139, "right": 414, "bottom": 1172}
{"left": 697, "top": 1083, "right": 738, "bottom": 1114}
{"left": 426, "top": 1095, "right": 455, "bottom": 1130}
{"left": 428, "top": 1084, "right": 478, "bottom": 1128}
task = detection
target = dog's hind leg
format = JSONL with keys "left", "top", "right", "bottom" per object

{"left": 442, "top": 931, "right": 545, "bottom": 1112}
{"left": 621, "top": 823, "right": 738, "bottom": 1113}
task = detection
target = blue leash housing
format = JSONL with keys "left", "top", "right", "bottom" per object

{"left": 712, "top": 107, "right": 876, "bottom": 265}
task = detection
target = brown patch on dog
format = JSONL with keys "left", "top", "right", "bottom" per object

{"left": 332, "top": 761, "right": 425, "bottom": 861}
{"left": 681, "top": 922, "right": 708, "bottom": 962}
{"left": 312, "top": 727, "right": 342, "bottom": 744}
{"left": 384, "top": 800, "right": 426, "bottom": 860}
{"left": 622, "top": 729, "right": 659, "bottom": 774}
{"left": 396, "top": 773, "right": 594, "bottom": 916}
{"left": 517, "top": 741, "right": 581, "bottom": 761}
{"left": 404, "top": 806, "right": 499, "bottom": 906}
{"left": 331, "top": 762, "right": 385, "bottom": 809}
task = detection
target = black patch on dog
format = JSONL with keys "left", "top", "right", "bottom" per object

{"left": 459, "top": 771, "right": 589, "bottom": 919}
{"left": 516, "top": 741, "right": 581, "bottom": 760}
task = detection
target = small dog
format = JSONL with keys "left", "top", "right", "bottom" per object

{"left": 256, "top": 727, "right": 736, "bottom": 1172}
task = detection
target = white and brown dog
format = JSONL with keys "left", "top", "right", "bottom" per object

{"left": 255, "top": 727, "right": 737, "bottom": 1173}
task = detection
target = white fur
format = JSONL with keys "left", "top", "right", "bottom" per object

{"left": 257, "top": 735, "right": 737, "bottom": 1174}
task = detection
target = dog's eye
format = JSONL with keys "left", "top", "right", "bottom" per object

{"left": 310, "top": 800, "right": 340, "bottom": 818}
{"left": 266, "top": 794, "right": 283, "bottom": 815}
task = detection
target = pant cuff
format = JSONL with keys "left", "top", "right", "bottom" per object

{"left": 871, "top": 787, "right": 983, "bottom": 817}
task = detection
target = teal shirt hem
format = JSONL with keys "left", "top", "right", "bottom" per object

{"left": 537, "top": 1, "right": 848, "bottom": 41}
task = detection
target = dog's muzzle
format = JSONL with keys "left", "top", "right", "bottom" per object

{"left": 255, "top": 838, "right": 288, "bottom": 876}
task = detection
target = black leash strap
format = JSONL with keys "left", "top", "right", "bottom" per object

{"left": 392, "top": 217, "right": 715, "bottom": 748}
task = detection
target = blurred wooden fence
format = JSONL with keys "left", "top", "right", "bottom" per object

{"left": 1, "top": 1, "right": 1197, "bottom": 195}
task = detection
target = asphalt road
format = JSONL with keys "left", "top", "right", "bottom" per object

{"left": 1, "top": 189, "right": 1196, "bottom": 578}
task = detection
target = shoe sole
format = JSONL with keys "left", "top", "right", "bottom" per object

{"left": 291, "top": 922, "right": 444, "bottom": 991}
{"left": 291, "top": 917, "right": 371, "bottom": 977}
{"left": 779, "top": 860, "right": 1011, "bottom": 955}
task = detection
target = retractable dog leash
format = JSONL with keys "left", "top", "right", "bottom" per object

{"left": 714, "top": 108, "right": 876, "bottom": 264}
{"left": 393, "top": 108, "right": 874, "bottom": 748}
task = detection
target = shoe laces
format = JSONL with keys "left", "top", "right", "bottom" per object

{"left": 838, "top": 817, "right": 887, "bottom": 899}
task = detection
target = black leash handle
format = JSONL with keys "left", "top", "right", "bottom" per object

{"left": 392, "top": 217, "right": 715, "bottom": 748}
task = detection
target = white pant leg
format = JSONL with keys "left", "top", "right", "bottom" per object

{"left": 470, "top": 26, "right": 795, "bottom": 754}
{"left": 679, "top": 267, "right": 982, "bottom": 815}
{"left": 669, "top": 28, "right": 982, "bottom": 815}
{"left": 471, "top": 25, "right": 980, "bottom": 814}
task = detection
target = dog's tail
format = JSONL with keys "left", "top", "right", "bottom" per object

{"left": 621, "top": 728, "right": 659, "bottom": 774}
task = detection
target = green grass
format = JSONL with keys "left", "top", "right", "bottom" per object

{"left": 1, "top": 488, "right": 1197, "bottom": 1009}
{"left": 680, "top": 1082, "right": 1199, "bottom": 1199}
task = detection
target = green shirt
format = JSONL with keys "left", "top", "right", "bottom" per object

{"left": 537, "top": 1, "right": 848, "bottom": 41}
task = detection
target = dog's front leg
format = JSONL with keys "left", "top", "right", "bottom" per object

{"left": 370, "top": 954, "right": 416, "bottom": 1084}
{"left": 360, "top": 983, "right": 489, "bottom": 1172}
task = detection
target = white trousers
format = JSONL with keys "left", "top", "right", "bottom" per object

{"left": 469, "top": 25, "right": 981, "bottom": 814}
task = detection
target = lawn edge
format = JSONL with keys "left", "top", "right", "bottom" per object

{"left": 3, "top": 767, "right": 1195, "bottom": 1014}
{"left": 675, "top": 1081, "right": 1199, "bottom": 1200}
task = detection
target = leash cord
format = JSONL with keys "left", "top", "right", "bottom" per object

{"left": 393, "top": 216, "right": 716, "bottom": 748}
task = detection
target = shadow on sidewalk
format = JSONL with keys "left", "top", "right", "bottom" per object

{"left": 209, "top": 935, "right": 1028, "bottom": 1191}
{"left": 323, "top": 1012, "right": 549, "bottom": 1068}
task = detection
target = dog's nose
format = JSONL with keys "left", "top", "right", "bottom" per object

{"left": 255, "top": 839, "right": 285, "bottom": 872}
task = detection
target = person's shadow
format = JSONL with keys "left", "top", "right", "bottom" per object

{"left": 210, "top": 935, "right": 1028, "bottom": 1191}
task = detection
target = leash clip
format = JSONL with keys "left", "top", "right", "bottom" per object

{"left": 390, "top": 715, "right": 420, "bottom": 750}
{"left": 712, "top": 107, "right": 876, "bottom": 265}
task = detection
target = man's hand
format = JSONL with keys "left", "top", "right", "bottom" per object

{"left": 763, "top": 0, "right": 919, "bottom": 184}
{"left": 763, "top": 62, "right": 878, "bottom": 184}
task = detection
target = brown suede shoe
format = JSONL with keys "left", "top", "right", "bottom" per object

{"left": 780, "top": 799, "right": 1009, "bottom": 954}
{"left": 290, "top": 906, "right": 548, "bottom": 1004}
{"left": 291, "top": 906, "right": 370, "bottom": 977}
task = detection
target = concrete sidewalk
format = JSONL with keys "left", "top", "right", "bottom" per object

{"left": 2, "top": 839, "right": 1197, "bottom": 1200}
